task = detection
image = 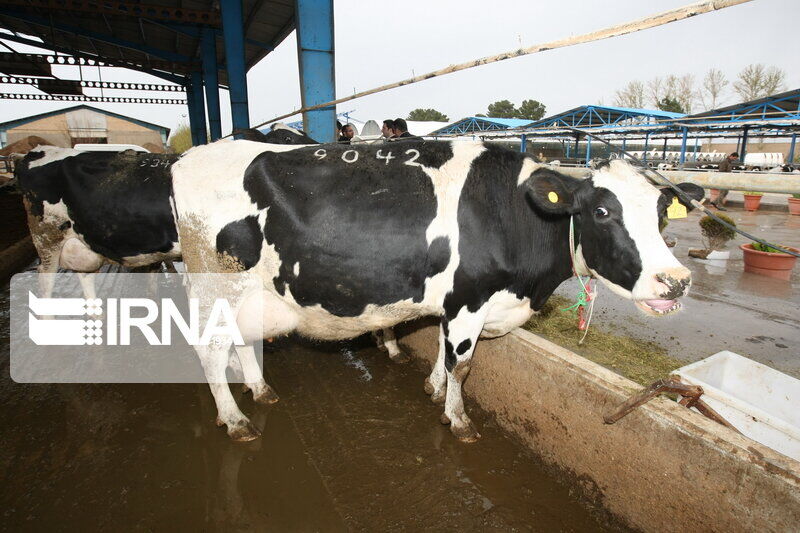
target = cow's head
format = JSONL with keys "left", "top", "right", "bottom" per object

{"left": 526, "top": 160, "right": 704, "bottom": 316}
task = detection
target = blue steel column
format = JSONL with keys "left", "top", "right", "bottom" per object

{"left": 221, "top": 0, "right": 250, "bottom": 133}
{"left": 789, "top": 133, "right": 797, "bottom": 164}
{"left": 295, "top": 0, "right": 336, "bottom": 142}
{"left": 185, "top": 81, "right": 199, "bottom": 146}
{"left": 585, "top": 135, "right": 592, "bottom": 166}
{"left": 520, "top": 134, "right": 527, "bottom": 153}
{"left": 693, "top": 136, "right": 699, "bottom": 161}
{"left": 679, "top": 127, "right": 688, "bottom": 166}
{"left": 202, "top": 28, "right": 222, "bottom": 141}
{"left": 740, "top": 126, "right": 750, "bottom": 159}
{"left": 643, "top": 132, "right": 649, "bottom": 163}
{"left": 190, "top": 71, "right": 207, "bottom": 145}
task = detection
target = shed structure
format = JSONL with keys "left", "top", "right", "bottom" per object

{"left": 0, "top": 104, "right": 169, "bottom": 151}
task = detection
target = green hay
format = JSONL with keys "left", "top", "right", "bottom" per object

{"left": 523, "top": 296, "right": 683, "bottom": 386}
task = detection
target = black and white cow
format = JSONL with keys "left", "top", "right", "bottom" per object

{"left": 171, "top": 139, "right": 704, "bottom": 442}
{"left": 15, "top": 123, "right": 317, "bottom": 300}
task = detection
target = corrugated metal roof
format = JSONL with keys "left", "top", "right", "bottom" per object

{"left": 0, "top": 104, "right": 170, "bottom": 134}
{"left": 0, "top": 1, "right": 295, "bottom": 85}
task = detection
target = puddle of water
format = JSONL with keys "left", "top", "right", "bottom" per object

{"left": 0, "top": 295, "right": 625, "bottom": 532}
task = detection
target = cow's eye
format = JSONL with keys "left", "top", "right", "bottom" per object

{"left": 594, "top": 206, "right": 609, "bottom": 217}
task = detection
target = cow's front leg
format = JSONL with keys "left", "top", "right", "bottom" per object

{"left": 235, "top": 343, "right": 279, "bottom": 405}
{"left": 439, "top": 309, "right": 486, "bottom": 443}
{"left": 198, "top": 336, "right": 261, "bottom": 442}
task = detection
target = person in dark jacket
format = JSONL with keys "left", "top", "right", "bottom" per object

{"left": 392, "top": 118, "right": 418, "bottom": 139}
{"left": 711, "top": 152, "right": 739, "bottom": 210}
{"left": 381, "top": 119, "right": 396, "bottom": 140}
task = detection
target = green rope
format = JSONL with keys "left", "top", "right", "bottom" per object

{"left": 561, "top": 278, "right": 591, "bottom": 316}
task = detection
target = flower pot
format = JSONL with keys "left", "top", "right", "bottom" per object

{"left": 789, "top": 197, "right": 800, "bottom": 216}
{"left": 743, "top": 194, "right": 762, "bottom": 211}
{"left": 740, "top": 243, "right": 799, "bottom": 280}
{"left": 709, "top": 188, "right": 720, "bottom": 203}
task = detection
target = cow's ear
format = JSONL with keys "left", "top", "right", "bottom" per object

{"left": 661, "top": 183, "right": 704, "bottom": 212}
{"left": 525, "top": 168, "right": 581, "bottom": 215}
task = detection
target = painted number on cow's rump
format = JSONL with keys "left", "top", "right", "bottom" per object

{"left": 404, "top": 149, "right": 421, "bottom": 167}
{"left": 314, "top": 149, "right": 327, "bottom": 160}
{"left": 376, "top": 150, "right": 394, "bottom": 165}
{"left": 341, "top": 150, "right": 359, "bottom": 164}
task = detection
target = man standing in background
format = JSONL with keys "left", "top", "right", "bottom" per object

{"left": 711, "top": 152, "right": 739, "bottom": 210}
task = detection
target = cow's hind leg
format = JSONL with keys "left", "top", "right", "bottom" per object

{"left": 235, "top": 343, "right": 279, "bottom": 405}
{"left": 198, "top": 338, "right": 261, "bottom": 442}
{"left": 381, "top": 327, "right": 409, "bottom": 364}
{"left": 424, "top": 327, "right": 447, "bottom": 404}
{"left": 438, "top": 309, "right": 486, "bottom": 443}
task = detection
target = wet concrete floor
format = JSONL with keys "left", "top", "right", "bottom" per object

{"left": 556, "top": 207, "right": 800, "bottom": 377}
{"left": 0, "top": 314, "right": 623, "bottom": 532}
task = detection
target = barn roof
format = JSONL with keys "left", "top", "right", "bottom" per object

{"left": 429, "top": 117, "right": 535, "bottom": 136}
{"left": 0, "top": 1, "right": 294, "bottom": 85}
{"left": 0, "top": 104, "right": 170, "bottom": 135}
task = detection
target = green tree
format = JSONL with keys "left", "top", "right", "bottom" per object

{"left": 168, "top": 124, "right": 193, "bottom": 154}
{"left": 407, "top": 108, "right": 449, "bottom": 122}
{"left": 486, "top": 100, "right": 518, "bottom": 118}
{"left": 517, "top": 99, "right": 546, "bottom": 121}
{"left": 656, "top": 96, "right": 684, "bottom": 114}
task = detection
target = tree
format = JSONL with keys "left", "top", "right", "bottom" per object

{"left": 733, "top": 64, "right": 786, "bottom": 101}
{"left": 169, "top": 124, "right": 193, "bottom": 154}
{"left": 517, "top": 99, "right": 546, "bottom": 121}
{"left": 486, "top": 100, "right": 518, "bottom": 118}
{"left": 614, "top": 80, "right": 646, "bottom": 108}
{"left": 698, "top": 68, "right": 728, "bottom": 110}
{"left": 674, "top": 74, "right": 695, "bottom": 114}
{"left": 656, "top": 96, "right": 684, "bottom": 114}
{"left": 407, "top": 108, "right": 449, "bottom": 122}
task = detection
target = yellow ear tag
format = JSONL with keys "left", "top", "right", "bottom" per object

{"left": 667, "top": 197, "right": 687, "bottom": 219}
{"left": 548, "top": 191, "right": 559, "bottom": 203}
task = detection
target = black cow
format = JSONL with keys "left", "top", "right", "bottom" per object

{"left": 171, "top": 140, "right": 704, "bottom": 442}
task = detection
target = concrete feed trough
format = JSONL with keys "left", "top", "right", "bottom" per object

{"left": 399, "top": 322, "right": 800, "bottom": 532}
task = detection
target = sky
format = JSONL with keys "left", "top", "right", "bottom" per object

{"left": 1, "top": 0, "right": 798, "bottom": 137}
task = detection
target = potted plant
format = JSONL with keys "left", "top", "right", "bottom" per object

{"left": 788, "top": 194, "right": 800, "bottom": 216}
{"left": 688, "top": 214, "right": 736, "bottom": 260}
{"left": 740, "top": 241, "right": 799, "bottom": 280}
{"left": 743, "top": 191, "right": 763, "bottom": 211}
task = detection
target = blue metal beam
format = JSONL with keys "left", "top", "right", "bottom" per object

{"left": 201, "top": 28, "right": 222, "bottom": 141}
{"left": 221, "top": 0, "right": 250, "bottom": 133}
{"left": 295, "top": 0, "right": 336, "bottom": 142}
{"left": 520, "top": 134, "right": 527, "bottom": 153}
{"left": 0, "top": 8, "right": 191, "bottom": 62}
{"left": 789, "top": 133, "right": 797, "bottom": 164}
{"left": 740, "top": 126, "right": 750, "bottom": 159}
{"left": 188, "top": 72, "right": 207, "bottom": 145}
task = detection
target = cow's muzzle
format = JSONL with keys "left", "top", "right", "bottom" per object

{"left": 634, "top": 267, "right": 691, "bottom": 316}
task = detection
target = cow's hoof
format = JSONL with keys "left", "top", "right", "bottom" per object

{"left": 424, "top": 378, "right": 434, "bottom": 395}
{"left": 439, "top": 412, "right": 451, "bottom": 425}
{"left": 451, "top": 422, "right": 481, "bottom": 443}
{"left": 431, "top": 389, "right": 446, "bottom": 404}
{"left": 389, "top": 350, "right": 411, "bottom": 364}
{"left": 227, "top": 420, "right": 262, "bottom": 442}
{"left": 253, "top": 386, "right": 280, "bottom": 405}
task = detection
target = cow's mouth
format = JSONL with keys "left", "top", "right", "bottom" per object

{"left": 635, "top": 298, "right": 682, "bottom": 316}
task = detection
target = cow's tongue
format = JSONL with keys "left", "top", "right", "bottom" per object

{"left": 644, "top": 299, "right": 677, "bottom": 311}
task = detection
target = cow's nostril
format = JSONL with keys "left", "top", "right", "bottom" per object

{"left": 654, "top": 273, "right": 690, "bottom": 299}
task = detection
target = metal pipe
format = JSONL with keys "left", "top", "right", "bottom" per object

{"left": 585, "top": 135, "right": 592, "bottom": 166}
{"left": 201, "top": 28, "right": 222, "bottom": 141}
{"left": 643, "top": 132, "right": 649, "bottom": 163}
{"left": 520, "top": 134, "right": 527, "bottom": 153}
{"left": 221, "top": 0, "right": 250, "bottom": 133}
{"left": 789, "top": 133, "right": 797, "bottom": 164}
{"left": 554, "top": 167, "right": 800, "bottom": 194}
